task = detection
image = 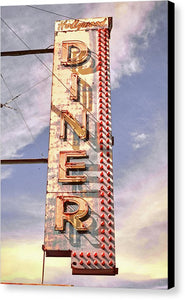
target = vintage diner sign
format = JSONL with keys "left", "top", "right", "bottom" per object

{"left": 44, "top": 17, "right": 118, "bottom": 275}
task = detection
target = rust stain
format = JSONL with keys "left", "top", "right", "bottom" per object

{"left": 44, "top": 17, "right": 118, "bottom": 275}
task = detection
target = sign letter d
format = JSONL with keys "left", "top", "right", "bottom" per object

{"left": 61, "top": 40, "right": 88, "bottom": 65}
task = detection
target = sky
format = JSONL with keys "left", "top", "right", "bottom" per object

{"left": 1, "top": 1, "right": 168, "bottom": 289}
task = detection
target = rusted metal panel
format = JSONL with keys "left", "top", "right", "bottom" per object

{"left": 44, "top": 17, "right": 118, "bottom": 275}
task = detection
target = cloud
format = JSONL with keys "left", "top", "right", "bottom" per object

{"left": 1, "top": 4, "right": 168, "bottom": 288}
{"left": 1, "top": 2, "right": 158, "bottom": 164}
{"left": 1, "top": 56, "right": 52, "bottom": 159}
{"left": 1, "top": 240, "right": 43, "bottom": 283}
{"left": 1, "top": 119, "right": 167, "bottom": 286}
{"left": 131, "top": 132, "right": 149, "bottom": 149}
{"left": 1, "top": 166, "right": 13, "bottom": 180}
{"left": 112, "top": 115, "right": 168, "bottom": 281}
{"left": 1, "top": 238, "right": 167, "bottom": 289}
{"left": 82, "top": 1, "right": 157, "bottom": 88}
{"left": 1, "top": 187, "right": 46, "bottom": 240}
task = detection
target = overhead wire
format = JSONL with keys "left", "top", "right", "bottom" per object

{"left": 0, "top": 103, "right": 16, "bottom": 110}
{"left": 27, "top": 6, "right": 97, "bottom": 59}
{"left": 1, "top": 11, "right": 106, "bottom": 182}
{"left": 1, "top": 73, "right": 46, "bottom": 158}
{"left": 1, "top": 16, "right": 100, "bottom": 123}
{"left": 1, "top": 74, "right": 13, "bottom": 99}
{"left": 1, "top": 74, "right": 51, "bottom": 107}
{"left": 1, "top": 75, "right": 92, "bottom": 190}
{"left": 1, "top": 17, "right": 71, "bottom": 95}
{"left": 0, "top": 18, "right": 84, "bottom": 158}
{"left": 27, "top": 5, "right": 76, "bottom": 20}
{"left": 26, "top": 7, "right": 97, "bottom": 58}
{"left": 1, "top": 74, "right": 17, "bottom": 110}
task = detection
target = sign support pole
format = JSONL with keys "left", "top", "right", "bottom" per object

{"left": 41, "top": 245, "right": 46, "bottom": 284}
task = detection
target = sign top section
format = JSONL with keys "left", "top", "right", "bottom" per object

{"left": 55, "top": 17, "right": 112, "bottom": 32}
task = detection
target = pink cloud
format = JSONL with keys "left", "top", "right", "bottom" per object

{"left": 82, "top": 1, "right": 156, "bottom": 87}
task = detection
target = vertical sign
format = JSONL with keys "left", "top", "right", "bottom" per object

{"left": 44, "top": 17, "right": 118, "bottom": 275}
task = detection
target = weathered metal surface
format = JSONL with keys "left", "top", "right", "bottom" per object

{"left": 44, "top": 17, "right": 118, "bottom": 275}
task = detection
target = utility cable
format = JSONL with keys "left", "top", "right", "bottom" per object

{"left": 27, "top": 5, "right": 76, "bottom": 20}
{"left": 1, "top": 74, "right": 17, "bottom": 110}
{"left": 1, "top": 17, "right": 99, "bottom": 123}
{"left": 1, "top": 74, "right": 51, "bottom": 107}
{"left": 1, "top": 17, "right": 72, "bottom": 95}
{"left": 1, "top": 17, "right": 103, "bottom": 163}
{"left": 1, "top": 73, "right": 46, "bottom": 158}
